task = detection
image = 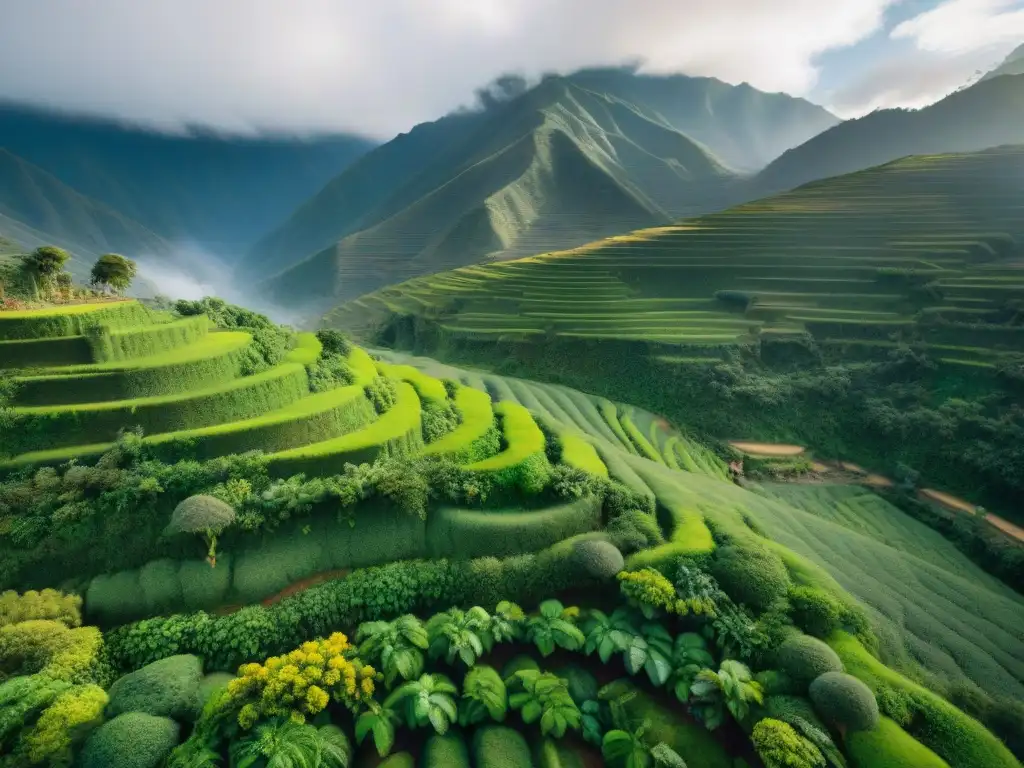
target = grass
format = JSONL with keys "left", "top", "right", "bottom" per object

{"left": 0, "top": 299, "right": 151, "bottom": 340}
{"left": 267, "top": 381, "right": 423, "bottom": 475}
{"left": 375, "top": 360, "right": 448, "bottom": 402}
{"left": 283, "top": 332, "right": 322, "bottom": 365}
{"left": 464, "top": 401, "right": 546, "bottom": 473}
{"left": 558, "top": 433, "right": 607, "bottom": 477}
{"left": 845, "top": 717, "right": 950, "bottom": 768}
{"left": 421, "top": 385, "right": 495, "bottom": 460}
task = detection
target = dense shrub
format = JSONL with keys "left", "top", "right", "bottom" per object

{"left": 422, "top": 399, "right": 461, "bottom": 443}
{"left": 555, "top": 664, "right": 598, "bottom": 706}
{"left": 788, "top": 586, "right": 841, "bottom": 638}
{"left": 876, "top": 684, "right": 915, "bottom": 727}
{"left": 775, "top": 635, "right": 844, "bottom": 686}
{"left": 711, "top": 543, "right": 791, "bottom": 613}
{"left": 379, "top": 753, "right": 415, "bottom": 768}
{"left": 306, "top": 352, "right": 355, "bottom": 392}
{"left": 0, "top": 620, "right": 102, "bottom": 681}
{"left": 0, "top": 589, "right": 81, "bottom": 628}
{"left": 809, "top": 671, "right": 879, "bottom": 732}
{"left": 315, "top": 328, "right": 352, "bottom": 356}
{"left": 570, "top": 539, "right": 624, "bottom": 580}
{"left": 755, "top": 671, "right": 796, "bottom": 697}
{"left": 20, "top": 683, "right": 107, "bottom": 766}
{"left": 365, "top": 375, "right": 398, "bottom": 414}
{"left": 764, "top": 694, "right": 828, "bottom": 732}
{"left": 106, "top": 654, "right": 203, "bottom": 722}
{"left": 77, "top": 712, "right": 180, "bottom": 768}
{"left": 174, "top": 297, "right": 290, "bottom": 375}
{"left": 472, "top": 725, "right": 533, "bottom": 768}
{"left": 751, "top": 718, "right": 824, "bottom": 768}
{"left": 423, "top": 731, "right": 471, "bottom": 768}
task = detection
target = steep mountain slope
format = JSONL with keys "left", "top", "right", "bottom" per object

{"left": 243, "top": 69, "right": 838, "bottom": 295}
{"left": 755, "top": 73, "right": 1024, "bottom": 193}
{"left": 0, "top": 103, "right": 374, "bottom": 253}
{"left": 981, "top": 42, "right": 1024, "bottom": 81}
{"left": 255, "top": 79, "right": 744, "bottom": 311}
{"left": 0, "top": 148, "right": 172, "bottom": 279}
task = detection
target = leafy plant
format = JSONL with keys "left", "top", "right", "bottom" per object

{"left": 459, "top": 665, "right": 507, "bottom": 726}
{"left": 426, "top": 607, "right": 492, "bottom": 668}
{"left": 582, "top": 608, "right": 639, "bottom": 663}
{"left": 668, "top": 633, "right": 715, "bottom": 702}
{"left": 602, "top": 723, "right": 688, "bottom": 768}
{"left": 525, "top": 600, "right": 585, "bottom": 657}
{"left": 356, "top": 615, "right": 428, "bottom": 687}
{"left": 382, "top": 673, "right": 458, "bottom": 735}
{"left": 229, "top": 719, "right": 351, "bottom": 768}
{"left": 354, "top": 704, "right": 399, "bottom": 758}
{"left": 622, "top": 623, "right": 674, "bottom": 687}
{"left": 581, "top": 700, "right": 606, "bottom": 747}
{"left": 689, "top": 660, "right": 763, "bottom": 730}
{"left": 618, "top": 569, "right": 685, "bottom": 618}
{"left": 751, "top": 718, "right": 825, "bottom": 768}
{"left": 485, "top": 601, "right": 525, "bottom": 648}
{"left": 508, "top": 670, "right": 581, "bottom": 738}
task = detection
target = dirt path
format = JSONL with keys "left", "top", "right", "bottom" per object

{"left": 729, "top": 441, "right": 805, "bottom": 456}
{"left": 214, "top": 569, "right": 351, "bottom": 616}
{"left": 918, "top": 488, "right": 1024, "bottom": 544}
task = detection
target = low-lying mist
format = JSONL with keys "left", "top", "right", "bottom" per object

{"left": 133, "top": 242, "right": 308, "bottom": 327}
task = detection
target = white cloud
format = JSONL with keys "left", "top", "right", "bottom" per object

{"left": 892, "top": 0, "right": 1024, "bottom": 54}
{"left": 0, "top": 0, "right": 898, "bottom": 138}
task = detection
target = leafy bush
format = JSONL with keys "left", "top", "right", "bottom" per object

{"left": 570, "top": 539, "right": 624, "bottom": 580}
{"left": 711, "top": 543, "right": 791, "bottom": 613}
{"left": 222, "top": 633, "right": 376, "bottom": 729}
{"left": 0, "top": 590, "right": 82, "bottom": 628}
{"left": 422, "top": 399, "right": 461, "bottom": 443}
{"left": 315, "top": 328, "right": 352, "bottom": 356}
{"left": 809, "top": 671, "right": 879, "bottom": 732}
{"left": 306, "top": 353, "right": 355, "bottom": 393}
{"left": 618, "top": 568, "right": 685, "bottom": 617}
{"left": 555, "top": 664, "right": 598, "bottom": 706}
{"left": 106, "top": 654, "right": 203, "bottom": 722}
{"left": 365, "top": 376, "right": 398, "bottom": 414}
{"left": 788, "top": 587, "right": 841, "bottom": 638}
{"left": 875, "top": 684, "right": 915, "bottom": 727}
{"left": 20, "top": 683, "right": 107, "bottom": 767}
{"left": 0, "top": 620, "right": 102, "bottom": 681}
{"left": 77, "top": 712, "right": 180, "bottom": 768}
{"left": 424, "top": 731, "right": 471, "bottom": 768}
{"left": 775, "top": 635, "right": 844, "bottom": 687}
{"left": 472, "top": 725, "right": 533, "bottom": 768}
{"left": 751, "top": 718, "right": 825, "bottom": 768}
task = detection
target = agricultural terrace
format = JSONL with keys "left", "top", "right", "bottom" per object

{"left": 0, "top": 299, "right": 1022, "bottom": 768}
{"left": 326, "top": 146, "right": 1024, "bottom": 517}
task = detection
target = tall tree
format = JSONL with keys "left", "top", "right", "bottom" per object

{"left": 90, "top": 253, "right": 137, "bottom": 294}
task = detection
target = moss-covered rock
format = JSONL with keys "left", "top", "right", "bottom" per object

{"left": 77, "top": 712, "right": 180, "bottom": 768}
{"left": 106, "top": 654, "right": 203, "bottom": 721}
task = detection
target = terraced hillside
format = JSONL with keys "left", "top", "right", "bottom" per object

{"left": 326, "top": 146, "right": 1024, "bottom": 512}
{"left": 4, "top": 299, "right": 1023, "bottom": 768}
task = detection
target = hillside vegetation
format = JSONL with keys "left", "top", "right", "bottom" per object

{"left": 244, "top": 69, "right": 838, "bottom": 309}
{"left": 1, "top": 297, "right": 1021, "bottom": 767}
{"left": 325, "top": 145, "right": 1024, "bottom": 514}
{"left": 0, "top": 149, "right": 171, "bottom": 279}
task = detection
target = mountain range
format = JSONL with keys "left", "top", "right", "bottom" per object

{"left": 0, "top": 104, "right": 374, "bottom": 255}
{"left": 243, "top": 69, "right": 840, "bottom": 310}
{"left": 1, "top": 55, "right": 1022, "bottom": 314}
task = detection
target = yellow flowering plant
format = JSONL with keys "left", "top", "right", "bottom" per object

{"left": 222, "top": 632, "right": 379, "bottom": 729}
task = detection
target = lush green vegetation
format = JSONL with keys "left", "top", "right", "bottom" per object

{"left": 1, "top": 284, "right": 1021, "bottom": 767}
{"left": 328, "top": 146, "right": 1024, "bottom": 522}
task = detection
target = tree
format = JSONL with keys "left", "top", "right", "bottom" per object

{"left": 89, "top": 254, "right": 137, "bottom": 294}
{"left": 165, "top": 495, "right": 236, "bottom": 567}
{"left": 382, "top": 673, "right": 458, "bottom": 735}
{"left": 356, "top": 615, "right": 428, "bottom": 687}
{"left": 459, "top": 665, "right": 507, "bottom": 726}
{"left": 22, "top": 247, "right": 70, "bottom": 294}
{"left": 689, "top": 660, "right": 763, "bottom": 730}
{"left": 508, "top": 670, "right": 581, "bottom": 738}
{"left": 525, "top": 600, "right": 585, "bottom": 657}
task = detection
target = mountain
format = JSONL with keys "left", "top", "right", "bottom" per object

{"left": 0, "top": 148, "right": 174, "bottom": 279}
{"left": 0, "top": 103, "right": 375, "bottom": 254}
{"left": 754, "top": 73, "right": 1024, "bottom": 194}
{"left": 245, "top": 70, "right": 838, "bottom": 310}
{"left": 981, "top": 42, "right": 1024, "bottom": 81}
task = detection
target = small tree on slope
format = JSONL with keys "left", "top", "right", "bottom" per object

{"left": 90, "top": 253, "right": 137, "bottom": 294}
{"left": 165, "top": 495, "right": 236, "bottom": 567}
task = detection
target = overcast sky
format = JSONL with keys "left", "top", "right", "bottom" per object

{"left": 0, "top": 0, "right": 1019, "bottom": 138}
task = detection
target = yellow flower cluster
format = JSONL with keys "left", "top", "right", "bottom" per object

{"left": 225, "top": 632, "right": 379, "bottom": 729}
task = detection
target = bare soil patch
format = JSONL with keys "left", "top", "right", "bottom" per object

{"left": 729, "top": 441, "right": 805, "bottom": 456}
{"left": 919, "top": 488, "right": 976, "bottom": 514}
